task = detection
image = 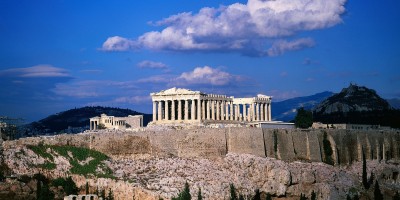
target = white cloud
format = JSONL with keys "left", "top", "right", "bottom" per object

{"left": 137, "top": 60, "right": 168, "bottom": 69}
{"left": 175, "top": 66, "right": 239, "bottom": 86}
{"left": 135, "top": 66, "right": 243, "bottom": 87}
{"left": 100, "top": 36, "right": 137, "bottom": 51}
{"left": 0, "top": 64, "right": 70, "bottom": 78}
{"left": 266, "top": 38, "right": 315, "bottom": 56}
{"left": 101, "top": 0, "right": 346, "bottom": 56}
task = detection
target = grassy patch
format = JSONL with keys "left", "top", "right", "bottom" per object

{"left": 38, "top": 162, "right": 56, "bottom": 170}
{"left": 28, "top": 145, "right": 54, "bottom": 161}
{"left": 27, "top": 144, "right": 113, "bottom": 178}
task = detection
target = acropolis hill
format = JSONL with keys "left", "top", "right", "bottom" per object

{"left": 1, "top": 88, "right": 400, "bottom": 200}
{"left": 2, "top": 128, "right": 400, "bottom": 199}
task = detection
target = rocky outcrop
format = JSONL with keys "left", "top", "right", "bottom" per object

{"left": 2, "top": 145, "right": 400, "bottom": 200}
{"left": 313, "top": 84, "right": 392, "bottom": 115}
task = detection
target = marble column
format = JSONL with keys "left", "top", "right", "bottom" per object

{"left": 264, "top": 103, "right": 268, "bottom": 122}
{"left": 152, "top": 101, "right": 157, "bottom": 121}
{"left": 230, "top": 102, "right": 234, "bottom": 120}
{"left": 268, "top": 103, "right": 272, "bottom": 121}
{"left": 197, "top": 99, "right": 201, "bottom": 121}
{"left": 207, "top": 100, "right": 211, "bottom": 120}
{"left": 248, "top": 106, "right": 251, "bottom": 121}
{"left": 211, "top": 100, "right": 215, "bottom": 120}
{"left": 216, "top": 101, "right": 220, "bottom": 120}
{"left": 260, "top": 103, "right": 264, "bottom": 121}
{"left": 158, "top": 101, "right": 162, "bottom": 121}
{"left": 256, "top": 103, "right": 260, "bottom": 121}
{"left": 250, "top": 103, "right": 254, "bottom": 121}
{"left": 191, "top": 99, "right": 196, "bottom": 120}
{"left": 225, "top": 101, "right": 229, "bottom": 120}
{"left": 165, "top": 100, "right": 169, "bottom": 120}
{"left": 242, "top": 104, "right": 247, "bottom": 121}
{"left": 171, "top": 100, "right": 175, "bottom": 120}
{"left": 185, "top": 100, "right": 189, "bottom": 121}
{"left": 178, "top": 100, "right": 182, "bottom": 121}
{"left": 233, "top": 104, "right": 240, "bottom": 121}
{"left": 202, "top": 100, "right": 206, "bottom": 120}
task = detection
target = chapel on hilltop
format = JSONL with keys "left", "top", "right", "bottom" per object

{"left": 150, "top": 87, "right": 272, "bottom": 126}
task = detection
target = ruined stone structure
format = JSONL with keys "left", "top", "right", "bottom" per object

{"left": 150, "top": 87, "right": 272, "bottom": 125}
{"left": 89, "top": 114, "right": 143, "bottom": 130}
{"left": 64, "top": 194, "right": 99, "bottom": 200}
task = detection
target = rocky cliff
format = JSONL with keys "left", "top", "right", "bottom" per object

{"left": 1, "top": 128, "right": 400, "bottom": 199}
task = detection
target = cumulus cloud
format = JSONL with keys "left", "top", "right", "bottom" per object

{"left": 100, "top": 36, "right": 138, "bottom": 51}
{"left": 101, "top": 0, "right": 346, "bottom": 56}
{"left": 137, "top": 60, "right": 168, "bottom": 69}
{"left": 266, "top": 38, "right": 315, "bottom": 56}
{"left": 175, "top": 66, "right": 240, "bottom": 86}
{"left": 0, "top": 64, "right": 70, "bottom": 78}
{"left": 136, "top": 66, "right": 243, "bottom": 87}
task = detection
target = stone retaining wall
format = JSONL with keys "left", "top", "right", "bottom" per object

{"left": 3, "top": 128, "right": 400, "bottom": 165}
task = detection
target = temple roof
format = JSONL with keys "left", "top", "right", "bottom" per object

{"left": 151, "top": 87, "right": 202, "bottom": 96}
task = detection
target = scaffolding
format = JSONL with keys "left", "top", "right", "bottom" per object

{"left": 0, "top": 116, "right": 24, "bottom": 140}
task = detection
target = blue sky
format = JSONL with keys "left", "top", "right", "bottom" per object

{"left": 1, "top": 0, "right": 399, "bottom": 122}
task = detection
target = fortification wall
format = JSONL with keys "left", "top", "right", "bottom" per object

{"left": 3, "top": 128, "right": 400, "bottom": 165}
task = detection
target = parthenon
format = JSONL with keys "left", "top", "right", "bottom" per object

{"left": 150, "top": 88, "right": 272, "bottom": 125}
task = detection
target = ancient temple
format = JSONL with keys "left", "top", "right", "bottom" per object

{"left": 150, "top": 88, "right": 272, "bottom": 125}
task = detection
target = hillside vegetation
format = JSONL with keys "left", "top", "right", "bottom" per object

{"left": 24, "top": 106, "right": 152, "bottom": 135}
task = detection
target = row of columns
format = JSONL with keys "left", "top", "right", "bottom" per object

{"left": 152, "top": 99, "right": 271, "bottom": 122}
{"left": 90, "top": 121, "right": 98, "bottom": 130}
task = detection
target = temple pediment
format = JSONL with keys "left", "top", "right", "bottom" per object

{"left": 151, "top": 87, "right": 201, "bottom": 96}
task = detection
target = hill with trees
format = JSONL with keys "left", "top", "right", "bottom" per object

{"left": 313, "top": 84, "right": 400, "bottom": 128}
{"left": 23, "top": 106, "right": 152, "bottom": 136}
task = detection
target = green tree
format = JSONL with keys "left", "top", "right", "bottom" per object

{"left": 64, "top": 176, "right": 78, "bottom": 195}
{"left": 86, "top": 181, "right": 89, "bottom": 194}
{"left": 300, "top": 193, "right": 308, "bottom": 200}
{"left": 393, "top": 192, "right": 400, "bottom": 200}
{"left": 265, "top": 193, "right": 272, "bottom": 200}
{"left": 230, "top": 183, "right": 238, "bottom": 200}
{"left": 34, "top": 173, "right": 47, "bottom": 200}
{"left": 322, "top": 132, "right": 334, "bottom": 165}
{"left": 97, "top": 123, "right": 106, "bottom": 129}
{"left": 311, "top": 191, "right": 316, "bottom": 200}
{"left": 252, "top": 189, "right": 261, "bottom": 200}
{"left": 362, "top": 148, "right": 370, "bottom": 189}
{"left": 374, "top": 181, "right": 383, "bottom": 200}
{"left": 107, "top": 188, "right": 114, "bottom": 200}
{"left": 38, "top": 183, "right": 54, "bottom": 200}
{"left": 346, "top": 194, "right": 351, "bottom": 200}
{"left": 294, "top": 107, "right": 313, "bottom": 129}
{"left": 353, "top": 194, "right": 359, "bottom": 200}
{"left": 101, "top": 189, "right": 106, "bottom": 200}
{"left": 172, "top": 182, "right": 191, "bottom": 200}
{"left": 197, "top": 188, "right": 203, "bottom": 200}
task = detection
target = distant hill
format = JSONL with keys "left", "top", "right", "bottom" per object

{"left": 272, "top": 91, "right": 334, "bottom": 122}
{"left": 313, "top": 84, "right": 400, "bottom": 128}
{"left": 24, "top": 106, "right": 152, "bottom": 136}
{"left": 387, "top": 98, "right": 400, "bottom": 109}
